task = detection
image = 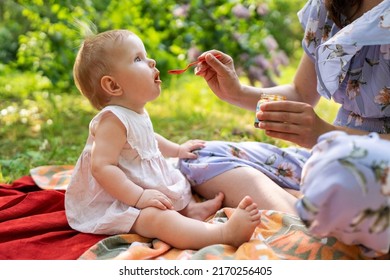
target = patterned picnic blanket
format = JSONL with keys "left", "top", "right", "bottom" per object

{"left": 29, "top": 165, "right": 372, "bottom": 260}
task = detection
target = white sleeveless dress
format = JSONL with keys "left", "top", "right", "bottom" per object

{"left": 65, "top": 105, "right": 192, "bottom": 235}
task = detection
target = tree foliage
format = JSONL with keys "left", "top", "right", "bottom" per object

{"left": 0, "top": 0, "right": 306, "bottom": 95}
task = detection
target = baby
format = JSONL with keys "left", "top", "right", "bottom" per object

{"left": 64, "top": 29, "right": 260, "bottom": 249}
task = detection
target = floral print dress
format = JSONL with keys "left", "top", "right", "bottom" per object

{"left": 303, "top": 0, "right": 390, "bottom": 132}
{"left": 179, "top": 0, "right": 390, "bottom": 256}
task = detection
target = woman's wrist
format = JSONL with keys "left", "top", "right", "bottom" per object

{"left": 234, "top": 84, "right": 264, "bottom": 111}
{"left": 333, "top": 124, "right": 369, "bottom": 136}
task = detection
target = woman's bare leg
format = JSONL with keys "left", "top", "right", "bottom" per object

{"left": 193, "top": 167, "right": 298, "bottom": 215}
{"left": 132, "top": 196, "right": 260, "bottom": 249}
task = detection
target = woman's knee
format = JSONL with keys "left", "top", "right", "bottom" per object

{"left": 297, "top": 132, "right": 390, "bottom": 255}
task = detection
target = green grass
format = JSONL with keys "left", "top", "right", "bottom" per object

{"left": 0, "top": 69, "right": 339, "bottom": 183}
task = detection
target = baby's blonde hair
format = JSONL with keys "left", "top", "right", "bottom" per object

{"left": 73, "top": 28, "right": 134, "bottom": 110}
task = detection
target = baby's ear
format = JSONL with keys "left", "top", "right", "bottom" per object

{"left": 101, "top": 75, "right": 122, "bottom": 96}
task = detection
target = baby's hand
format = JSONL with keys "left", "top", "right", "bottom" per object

{"left": 135, "top": 189, "right": 174, "bottom": 210}
{"left": 178, "top": 140, "right": 206, "bottom": 159}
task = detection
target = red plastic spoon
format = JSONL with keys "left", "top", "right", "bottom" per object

{"left": 168, "top": 54, "right": 221, "bottom": 74}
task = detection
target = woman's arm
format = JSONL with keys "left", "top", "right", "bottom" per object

{"left": 334, "top": 125, "right": 390, "bottom": 141}
{"left": 197, "top": 50, "right": 390, "bottom": 147}
{"left": 196, "top": 51, "right": 319, "bottom": 111}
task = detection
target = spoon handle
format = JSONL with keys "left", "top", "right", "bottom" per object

{"left": 168, "top": 54, "right": 221, "bottom": 75}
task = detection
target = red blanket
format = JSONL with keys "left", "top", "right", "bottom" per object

{"left": 0, "top": 176, "right": 107, "bottom": 260}
{"left": 2, "top": 170, "right": 387, "bottom": 260}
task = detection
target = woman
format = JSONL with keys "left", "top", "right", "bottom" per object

{"left": 179, "top": 0, "right": 390, "bottom": 256}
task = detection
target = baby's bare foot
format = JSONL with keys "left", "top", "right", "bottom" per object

{"left": 223, "top": 196, "right": 260, "bottom": 247}
{"left": 180, "top": 192, "right": 224, "bottom": 221}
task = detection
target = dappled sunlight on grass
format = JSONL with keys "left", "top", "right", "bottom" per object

{"left": 0, "top": 92, "right": 96, "bottom": 182}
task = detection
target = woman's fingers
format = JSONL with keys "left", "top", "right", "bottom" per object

{"left": 195, "top": 51, "right": 232, "bottom": 76}
{"left": 256, "top": 101, "right": 329, "bottom": 148}
{"left": 260, "top": 100, "right": 313, "bottom": 115}
{"left": 257, "top": 101, "right": 314, "bottom": 124}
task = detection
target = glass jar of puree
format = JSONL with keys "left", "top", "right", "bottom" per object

{"left": 254, "top": 94, "right": 286, "bottom": 128}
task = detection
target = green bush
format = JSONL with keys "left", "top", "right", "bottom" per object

{"left": 1, "top": 0, "right": 306, "bottom": 93}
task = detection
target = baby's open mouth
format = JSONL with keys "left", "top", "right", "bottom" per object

{"left": 154, "top": 71, "right": 161, "bottom": 82}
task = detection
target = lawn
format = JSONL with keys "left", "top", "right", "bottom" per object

{"left": 0, "top": 67, "right": 339, "bottom": 183}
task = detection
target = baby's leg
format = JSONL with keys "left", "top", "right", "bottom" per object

{"left": 179, "top": 192, "right": 224, "bottom": 221}
{"left": 132, "top": 196, "right": 260, "bottom": 249}
{"left": 221, "top": 195, "right": 261, "bottom": 247}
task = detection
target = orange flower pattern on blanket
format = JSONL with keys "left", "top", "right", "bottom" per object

{"left": 30, "top": 165, "right": 374, "bottom": 260}
{"left": 79, "top": 208, "right": 368, "bottom": 260}
{"left": 30, "top": 165, "right": 74, "bottom": 190}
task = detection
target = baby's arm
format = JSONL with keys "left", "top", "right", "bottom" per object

{"left": 155, "top": 133, "right": 205, "bottom": 159}
{"left": 91, "top": 113, "right": 173, "bottom": 210}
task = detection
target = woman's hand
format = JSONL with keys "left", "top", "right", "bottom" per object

{"left": 135, "top": 189, "right": 174, "bottom": 210}
{"left": 178, "top": 140, "right": 206, "bottom": 159}
{"left": 256, "top": 100, "right": 335, "bottom": 148}
{"left": 195, "top": 50, "right": 242, "bottom": 104}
